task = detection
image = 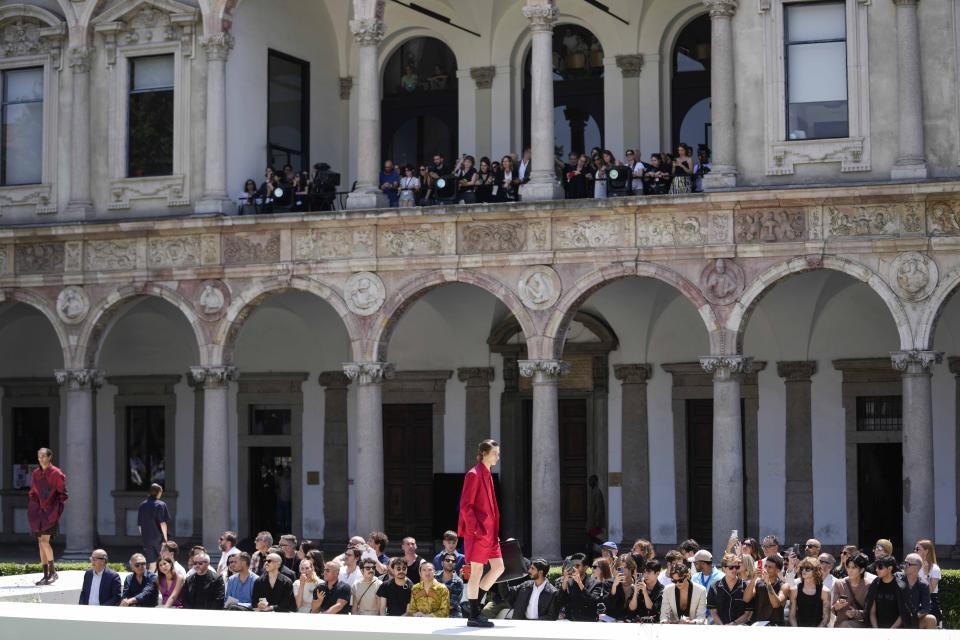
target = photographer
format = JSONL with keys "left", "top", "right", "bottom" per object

{"left": 630, "top": 559, "right": 664, "bottom": 622}
{"left": 311, "top": 163, "right": 338, "bottom": 211}
{"left": 556, "top": 553, "right": 601, "bottom": 621}
{"left": 238, "top": 178, "right": 260, "bottom": 215}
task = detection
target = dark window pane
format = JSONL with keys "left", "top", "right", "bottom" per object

{"left": 126, "top": 406, "right": 165, "bottom": 490}
{"left": 11, "top": 407, "right": 49, "bottom": 489}
{"left": 250, "top": 407, "right": 291, "bottom": 435}
{"left": 2, "top": 66, "right": 43, "bottom": 186}
{"left": 856, "top": 396, "right": 902, "bottom": 432}
{"left": 268, "top": 51, "right": 308, "bottom": 172}
{"left": 128, "top": 55, "right": 174, "bottom": 177}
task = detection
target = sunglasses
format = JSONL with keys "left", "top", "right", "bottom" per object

{"left": 264, "top": 559, "right": 276, "bottom": 565}
{"left": 195, "top": 560, "right": 209, "bottom": 565}
{"left": 804, "top": 544, "right": 819, "bottom": 548}
{"left": 914, "top": 546, "right": 923, "bottom": 551}
{"left": 801, "top": 567, "right": 814, "bottom": 573}
{"left": 724, "top": 565, "right": 741, "bottom": 570}
{"left": 671, "top": 578, "right": 687, "bottom": 583}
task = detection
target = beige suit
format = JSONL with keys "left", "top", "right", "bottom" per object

{"left": 660, "top": 581, "right": 707, "bottom": 623}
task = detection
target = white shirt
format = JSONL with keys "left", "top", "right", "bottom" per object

{"left": 525, "top": 580, "right": 546, "bottom": 620}
{"left": 519, "top": 160, "right": 530, "bottom": 181}
{"left": 339, "top": 565, "right": 363, "bottom": 588}
{"left": 217, "top": 546, "right": 241, "bottom": 575}
{"left": 919, "top": 563, "right": 941, "bottom": 593}
{"left": 89, "top": 568, "right": 104, "bottom": 605}
{"left": 631, "top": 162, "right": 645, "bottom": 191}
{"left": 658, "top": 569, "right": 672, "bottom": 587}
{"left": 173, "top": 560, "right": 187, "bottom": 577}
{"left": 822, "top": 573, "right": 836, "bottom": 591}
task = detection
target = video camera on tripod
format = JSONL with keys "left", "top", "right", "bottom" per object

{"left": 311, "top": 162, "right": 340, "bottom": 211}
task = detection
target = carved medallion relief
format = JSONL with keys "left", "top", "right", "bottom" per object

{"left": 57, "top": 286, "right": 89, "bottom": 324}
{"left": 196, "top": 280, "right": 229, "bottom": 319}
{"left": 889, "top": 252, "right": 938, "bottom": 302}
{"left": 518, "top": 266, "right": 561, "bottom": 310}
{"left": 700, "top": 258, "right": 744, "bottom": 306}
{"left": 345, "top": 272, "right": 385, "bottom": 316}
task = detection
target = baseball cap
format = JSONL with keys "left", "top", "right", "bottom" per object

{"left": 602, "top": 541, "right": 618, "bottom": 550}
{"left": 693, "top": 550, "right": 713, "bottom": 563}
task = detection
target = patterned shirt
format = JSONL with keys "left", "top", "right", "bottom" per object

{"left": 406, "top": 581, "right": 450, "bottom": 617}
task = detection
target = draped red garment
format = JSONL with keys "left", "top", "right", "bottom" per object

{"left": 27, "top": 464, "right": 67, "bottom": 533}
{"left": 457, "top": 462, "right": 501, "bottom": 564}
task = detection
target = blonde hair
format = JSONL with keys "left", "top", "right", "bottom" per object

{"left": 739, "top": 554, "right": 756, "bottom": 581}
{"left": 916, "top": 539, "right": 937, "bottom": 573}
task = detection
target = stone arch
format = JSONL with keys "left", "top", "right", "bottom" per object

{"left": 728, "top": 255, "right": 913, "bottom": 352}
{"left": 213, "top": 275, "right": 360, "bottom": 365}
{"left": 369, "top": 269, "right": 538, "bottom": 362}
{"left": 0, "top": 4, "right": 65, "bottom": 28}
{"left": 655, "top": 1, "right": 710, "bottom": 151}
{"left": 915, "top": 263, "right": 960, "bottom": 350}
{"left": 76, "top": 283, "right": 207, "bottom": 369}
{"left": 545, "top": 261, "right": 722, "bottom": 359}
{"left": 0, "top": 289, "right": 70, "bottom": 366}
{"left": 377, "top": 27, "right": 461, "bottom": 80}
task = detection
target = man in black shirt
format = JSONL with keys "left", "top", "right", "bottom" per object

{"left": 401, "top": 537, "right": 425, "bottom": 585}
{"left": 252, "top": 553, "right": 296, "bottom": 612}
{"left": 633, "top": 560, "right": 665, "bottom": 622}
{"left": 279, "top": 535, "right": 298, "bottom": 573}
{"left": 707, "top": 553, "right": 752, "bottom": 625}
{"left": 313, "top": 561, "right": 351, "bottom": 614}
{"left": 137, "top": 484, "right": 170, "bottom": 571}
{"left": 377, "top": 557, "right": 413, "bottom": 615}
{"left": 557, "top": 553, "right": 601, "bottom": 621}
{"left": 182, "top": 553, "right": 224, "bottom": 610}
{"left": 268, "top": 546, "right": 297, "bottom": 583}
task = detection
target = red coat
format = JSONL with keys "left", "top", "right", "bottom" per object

{"left": 458, "top": 463, "right": 500, "bottom": 563}
{"left": 27, "top": 464, "right": 67, "bottom": 533}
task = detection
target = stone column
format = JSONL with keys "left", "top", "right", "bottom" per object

{"left": 66, "top": 47, "right": 93, "bottom": 216}
{"left": 891, "top": 350, "right": 942, "bottom": 546}
{"left": 55, "top": 369, "right": 103, "bottom": 559}
{"left": 346, "top": 18, "right": 389, "bottom": 210}
{"left": 189, "top": 366, "right": 237, "bottom": 554}
{"left": 891, "top": 0, "right": 928, "bottom": 180}
{"left": 702, "top": 0, "right": 738, "bottom": 189}
{"left": 700, "top": 355, "right": 751, "bottom": 554}
{"left": 614, "top": 364, "right": 652, "bottom": 542}
{"left": 777, "top": 361, "right": 817, "bottom": 544}
{"left": 519, "top": 359, "right": 569, "bottom": 559}
{"left": 458, "top": 367, "right": 495, "bottom": 469}
{"left": 319, "top": 371, "right": 350, "bottom": 541}
{"left": 950, "top": 357, "right": 960, "bottom": 558}
{"left": 198, "top": 33, "right": 234, "bottom": 213}
{"left": 519, "top": 2, "right": 564, "bottom": 202}
{"left": 343, "top": 362, "right": 394, "bottom": 534}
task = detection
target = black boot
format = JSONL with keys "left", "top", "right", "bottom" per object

{"left": 46, "top": 561, "right": 58, "bottom": 585}
{"left": 467, "top": 599, "right": 493, "bottom": 628}
{"left": 35, "top": 563, "right": 49, "bottom": 586}
{"left": 478, "top": 588, "right": 488, "bottom": 605}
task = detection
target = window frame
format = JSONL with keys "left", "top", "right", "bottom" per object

{"left": 127, "top": 54, "right": 176, "bottom": 179}
{"left": 1, "top": 65, "right": 45, "bottom": 187}
{"left": 266, "top": 49, "right": 310, "bottom": 174}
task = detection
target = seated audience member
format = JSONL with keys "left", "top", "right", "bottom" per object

{"left": 279, "top": 535, "right": 299, "bottom": 572}
{"left": 314, "top": 561, "right": 352, "bottom": 614}
{"left": 707, "top": 553, "right": 752, "bottom": 626}
{"left": 600, "top": 541, "right": 618, "bottom": 562}
{"left": 760, "top": 535, "right": 782, "bottom": 561}
{"left": 789, "top": 557, "right": 830, "bottom": 627}
{"left": 751, "top": 554, "right": 786, "bottom": 625}
{"left": 332, "top": 536, "right": 367, "bottom": 564}
{"left": 438, "top": 552, "right": 464, "bottom": 617}
{"left": 869, "top": 539, "right": 893, "bottom": 574}
{"left": 432, "top": 531, "right": 465, "bottom": 572}
{"left": 252, "top": 552, "right": 296, "bottom": 613}
{"left": 915, "top": 539, "right": 942, "bottom": 624}
{"left": 79, "top": 549, "right": 121, "bottom": 606}
{"left": 120, "top": 553, "right": 158, "bottom": 608}
{"left": 902, "top": 553, "right": 938, "bottom": 629}
{"left": 631, "top": 560, "right": 665, "bottom": 622}
{"left": 558, "top": 552, "right": 601, "bottom": 621}
{"left": 160, "top": 541, "right": 186, "bottom": 577}
{"left": 866, "top": 554, "right": 936, "bottom": 629}
{"left": 831, "top": 552, "right": 872, "bottom": 628}
{"left": 216, "top": 531, "right": 240, "bottom": 576}
{"left": 225, "top": 552, "right": 255, "bottom": 610}
{"left": 297, "top": 540, "right": 318, "bottom": 562}
{"left": 366, "top": 531, "right": 391, "bottom": 573}
{"left": 631, "top": 539, "right": 655, "bottom": 563}
{"left": 804, "top": 538, "right": 823, "bottom": 559}
{"left": 692, "top": 550, "right": 722, "bottom": 591}
{"left": 818, "top": 553, "right": 837, "bottom": 590}
{"left": 505, "top": 557, "right": 559, "bottom": 621}
{"left": 269, "top": 545, "right": 298, "bottom": 582}
{"left": 402, "top": 537, "right": 426, "bottom": 584}
{"left": 293, "top": 558, "right": 322, "bottom": 613}
{"left": 407, "top": 562, "right": 450, "bottom": 617}
{"left": 352, "top": 559, "right": 384, "bottom": 615}
{"left": 182, "top": 552, "right": 225, "bottom": 610}
{"left": 250, "top": 531, "right": 273, "bottom": 575}
{"left": 339, "top": 547, "right": 364, "bottom": 587}
{"left": 659, "top": 550, "right": 684, "bottom": 587}
{"left": 378, "top": 557, "right": 414, "bottom": 616}
{"left": 660, "top": 562, "right": 707, "bottom": 624}
{"left": 157, "top": 557, "right": 184, "bottom": 608}
{"left": 604, "top": 554, "right": 639, "bottom": 621}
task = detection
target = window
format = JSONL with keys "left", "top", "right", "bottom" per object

{"left": 128, "top": 55, "right": 174, "bottom": 177}
{"left": 11, "top": 407, "right": 49, "bottom": 489}
{"left": 126, "top": 406, "right": 165, "bottom": 490}
{"left": 267, "top": 50, "right": 309, "bottom": 172}
{"left": 250, "top": 406, "right": 292, "bottom": 436}
{"left": 2, "top": 67, "right": 43, "bottom": 186}
{"left": 784, "top": 2, "right": 848, "bottom": 140}
{"left": 856, "top": 396, "right": 902, "bottom": 432}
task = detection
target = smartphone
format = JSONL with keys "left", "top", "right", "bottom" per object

{"left": 617, "top": 566, "right": 624, "bottom": 574}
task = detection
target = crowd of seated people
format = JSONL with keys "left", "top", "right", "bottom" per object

{"left": 76, "top": 527, "right": 943, "bottom": 629}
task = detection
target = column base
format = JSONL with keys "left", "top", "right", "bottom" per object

{"left": 519, "top": 180, "right": 564, "bottom": 202}
{"left": 702, "top": 165, "right": 738, "bottom": 190}
{"left": 196, "top": 196, "right": 233, "bottom": 214}
{"left": 346, "top": 190, "right": 389, "bottom": 211}
{"left": 891, "top": 161, "right": 928, "bottom": 180}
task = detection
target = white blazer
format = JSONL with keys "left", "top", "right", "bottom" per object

{"left": 660, "top": 581, "right": 707, "bottom": 623}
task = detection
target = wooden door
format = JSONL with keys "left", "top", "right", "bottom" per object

{"left": 686, "top": 399, "right": 714, "bottom": 546}
{"left": 383, "top": 404, "right": 433, "bottom": 542}
{"left": 858, "top": 443, "right": 903, "bottom": 557}
{"left": 559, "top": 398, "right": 588, "bottom": 556}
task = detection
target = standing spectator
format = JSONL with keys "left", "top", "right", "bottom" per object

{"left": 79, "top": 549, "right": 121, "bottom": 606}
{"left": 293, "top": 558, "right": 322, "bottom": 613}
{"left": 759, "top": 536, "right": 781, "bottom": 561}
{"left": 377, "top": 557, "right": 414, "bottom": 616}
{"left": 292, "top": 171, "right": 311, "bottom": 212}
{"left": 137, "top": 483, "right": 170, "bottom": 571}
{"left": 224, "top": 552, "right": 255, "bottom": 610}
{"left": 417, "top": 165, "right": 433, "bottom": 204}
{"left": 587, "top": 475, "right": 606, "bottom": 557}
{"left": 352, "top": 559, "right": 384, "bottom": 615}
{"left": 505, "top": 557, "right": 558, "bottom": 620}
{"left": 433, "top": 531, "right": 465, "bottom": 572}
{"left": 660, "top": 562, "right": 707, "bottom": 623}
{"left": 407, "top": 563, "right": 450, "bottom": 617}
{"left": 693, "top": 145, "right": 711, "bottom": 192}
{"left": 402, "top": 537, "right": 426, "bottom": 585}
{"left": 455, "top": 155, "right": 478, "bottom": 204}
{"left": 497, "top": 156, "right": 519, "bottom": 202}
{"left": 631, "top": 539, "right": 655, "bottom": 563}
{"left": 439, "top": 552, "right": 464, "bottom": 617}
{"left": 517, "top": 148, "right": 532, "bottom": 185}
{"left": 599, "top": 541, "right": 617, "bottom": 563}
{"left": 631, "top": 559, "right": 665, "bottom": 622}
{"left": 339, "top": 547, "right": 364, "bottom": 588}
{"left": 831, "top": 551, "right": 872, "bottom": 628}
{"left": 789, "top": 557, "right": 830, "bottom": 627}
{"left": 157, "top": 557, "right": 184, "bottom": 608}
{"left": 592, "top": 154, "right": 607, "bottom": 199}
{"left": 475, "top": 157, "right": 496, "bottom": 203}
{"left": 380, "top": 160, "right": 400, "bottom": 207}
{"left": 160, "top": 541, "right": 186, "bottom": 577}
{"left": 679, "top": 539, "right": 701, "bottom": 562}
{"left": 181, "top": 552, "right": 224, "bottom": 610}
{"left": 565, "top": 154, "right": 593, "bottom": 200}
{"left": 751, "top": 555, "right": 786, "bottom": 625}
{"left": 251, "top": 531, "right": 273, "bottom": 575}
{"left": 238, "top": 179, "right": 260, "bottom": 214}
{"left": 558, "top": 552, "right": 601, "bottom": 621}
{"left": 915, "top": 539, "right": 941, "bottom": 624}
{"left": 216, "top": 531, "right": 240, "bottom": 576}
{"left": 692, "top": 550, "right": 722, "bottom": 591}
{"left": 252, "top": 552, "right": 296, "bottom": 613}
{"left": 279, "top": 534, "right": 299, "bottom": 572}
{"left": 670, "top": 143, "right": 694, "bottom": 194}
{"left": 738, "top": 552, "right": 756, "bottom": 585}
{"left": 120, "top": 553, "right": 158, "bottom": 608}
{"left": 313, "top": 561, "right": 351, "bottom": 614}
{"left": 398, "top": 165, "right": 419, "bottom": 207}
{"left": 707, "top": 553, "right": 751, "bottom": 625}
{"left": 804, "top": 539, "right": 822, "bottom": 559}
{"left": 28, "top": 447, "right": 67, "bottom": 586}
{"left": 643, "top": 154, "right": 669, "bottom": 194}
{"left": 625, "top": 150, "right": 644, "bottom": 194}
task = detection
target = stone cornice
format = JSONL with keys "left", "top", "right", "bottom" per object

{"left": 776, "top": 360, "right": 818, "bottom": 381}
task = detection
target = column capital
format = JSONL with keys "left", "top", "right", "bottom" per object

{"left": 700, "top": 355, "right": 753, "bottom": 380}
{"left": 948, "top": 355, "right": 960, "bottom": 376}
{"left": 319, "top": 371, "right": 351, "bottom": 389}
{"left": 68, "top": 46, "right": 92, "bottom": 73}
{"left": 350, "top": 18, "right": 385, "bottom": 46}
{"left": 200, "top": 33, "right": 234, "bottom": 61}
{"left": 518, "top": 359, "right": 569, "bottom": 383}
{"left": 615, "top": 54, "right": 644, "bottom": 78}
{"left": 343, "top": 362, "right": 394, "bottom": 385}
{"left": 457, "top": 367, "right": 495, "bottom": 386}
{"left": 613, "top": 363, "right": 652, "bottom": 384}
{"left": 470, "top": 66, "right": 496, "bottom": 89}
{"left": 776, "top": 360, "right": 818, "bottom": 382}
{"left": 54, "top": 368, "right": 104, "bottom": 390}
{"left": 703, "top": 0, "right": 738, "bottom": 18}
{"left": 891, "top": 350, "right": 943, "bottom": 374}
{"left": 189, "top": 365, "right": 238, "bottom": 389}
{"left": 522, "top": 4, "right": 559, "bottom": 31}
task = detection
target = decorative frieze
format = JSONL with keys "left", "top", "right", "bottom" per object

{"left": 201, "top": 234, "right": 219, "bottom": 265}
{"left": 344, "top": 272, "right": 386, "bottom": 316}
{"left": 460, "top": 221, "right": 527, "bottom": 253}
{"left": 735, "top": 208, "right": 805, "bottom": 243}
{"left": 554, "top": 216, "right": 633, "bottom": 249}
{"left": 379, "top": 225, "right": 443, "bottom": 256}
{"left": 518, "top": 265, "right": 562, "bottom": 310}
{"left": 148, "top": 236, "right": 201, "bottom": 268}
{"left": 223, "top": 231, "right": 281, "bottom": 265}
{"left": 0, "top": 183, "right": 55, "bottom": 216}
{"left": 108, "top": 176, "right": 189, "bottom": 210}
{"left": 15, "top": 242, "right": 63, "bottom": 274}
{"left": 0, "top": 18, "right": 65, "bottom": 64}
{"left": 928, "top": 200, "right": 960, "bottom": 235}
{"left": 826, "top": 204, "right": 899, "bottom": 237}
{"left": 86, "top": 239, "right": 137, "bottom": 271}
{"left": 64, "top": 242, "right": 82, "bottom": 272}
{"left": 294, "top": 228, "right": 375, "bottom": 261}
{"left": 637, "top": 212, "right": 706, "bottom": 247}
{"left": 889, "top": 252, "right": 938, "bottom": 302}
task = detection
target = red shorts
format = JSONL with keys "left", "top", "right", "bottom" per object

{"left": 464, "top": 538, "right": 501, "bottom": 565}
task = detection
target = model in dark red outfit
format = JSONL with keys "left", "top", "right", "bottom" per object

{"left": 458, "top": 439, "right": 504, "bottom": 627}
{"left": 28, "top": 447, "right": 68, "bottom": 585}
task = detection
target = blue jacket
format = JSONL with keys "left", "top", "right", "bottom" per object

{"left": 122, "top": 571, "right": 159, "bottom": 607}
{"left": 79, "top": 567, "right": 122, "bottom": 606}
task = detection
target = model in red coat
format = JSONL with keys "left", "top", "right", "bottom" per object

{"left": 28, "top": 447, "right": 68, "bottom": 586}
{"left": 458, "top": 439, "right": 504, "bottom": 627}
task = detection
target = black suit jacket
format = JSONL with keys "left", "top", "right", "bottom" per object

{"left": 182, "top": 570, "right": 225, "bottom": 610}
{"left": 79, "top": 568, "right": 122, "bottom": 606}
{"left": 509, "top": 579, "right": 559, "bottom": 620}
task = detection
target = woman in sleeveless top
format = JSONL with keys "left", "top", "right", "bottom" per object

{"left": 157, "top": 557, "right": 184, "bottom": 608}
{"left": 790, "top": 557, "right": 830, "bottom": 627}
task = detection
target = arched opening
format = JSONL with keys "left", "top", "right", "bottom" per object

{"left": 381, "top": 37, "right": 458, "bottom": 168}
{"left": 522, "top": 24, "right": 604, "bottom": 157}
{"left": 671, "top": 14, "right": 711, "bottom": 152}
